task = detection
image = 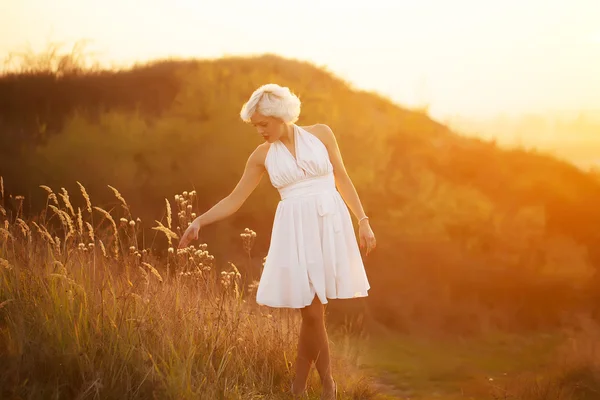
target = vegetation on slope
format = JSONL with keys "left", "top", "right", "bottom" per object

{"left": 1, "top": 46, "right": 600, "bottom": 335}
{"left": 0, "top": 183, "right": 375, "bottom": 399}
{"left": 3, "top": 44, "right": 600, "bottom": 400}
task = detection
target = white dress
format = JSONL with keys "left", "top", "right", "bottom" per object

{"left": 255, "top": 124, "right": 371, "bottom": 308}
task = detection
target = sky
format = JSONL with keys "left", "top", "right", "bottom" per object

{"left": 1, "top": 0, "right": 600, "bottom": 120}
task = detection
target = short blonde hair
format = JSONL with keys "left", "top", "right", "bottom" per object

{"left": 240, "top": 83, "right": 301, "bottom": 124}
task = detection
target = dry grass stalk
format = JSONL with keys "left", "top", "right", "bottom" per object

{"left": 165, "top": 198, "right": 172, "bottom": 229}
{"left": 76, "top": 181, "right": 92, "bottom": 213}
{"left": 107, "top": 184, "right": 129, "bottom": 211}
{"left": 59, "top": 187, "right": 76, "bottom": 216}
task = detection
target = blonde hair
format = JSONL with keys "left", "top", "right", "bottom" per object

{"left": 240, "top": 83, "right": 301, "bottom": 124}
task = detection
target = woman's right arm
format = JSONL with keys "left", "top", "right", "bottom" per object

{"left": 178, "top": 145, "right": 267, "bottom": 248}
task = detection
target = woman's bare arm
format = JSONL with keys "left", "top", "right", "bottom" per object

{"left": 308, "top": 124, "right": 376, "bottom": 254}
{"left": 178, "top": 144, "right": 267, "bottom": 247}
{"left": 197, "top": 145, "right": 267, "bottom": 227}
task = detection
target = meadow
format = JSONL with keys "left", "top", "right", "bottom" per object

{"left": 2, "top": 180, "right": 600, "bottom": 400}
{"left": 2, "top": 45, "right": 600, "bottom": 399}
{"left": 0, "top": 181, "right": 376, "bottom": 399}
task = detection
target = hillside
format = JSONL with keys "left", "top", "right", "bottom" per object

{"left": 2, "top": 54, "right": 600, "bottom": 333}
{"left": 447, "top": 112, "right": 600, "bottom": 169}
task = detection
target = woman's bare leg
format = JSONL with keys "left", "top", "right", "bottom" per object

{"left": 292, "top": 296, "right": 335, "bottom": 397}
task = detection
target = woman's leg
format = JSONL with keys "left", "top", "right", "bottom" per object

{"left": 292, "top": 296, "right": 335, "bottom": 396}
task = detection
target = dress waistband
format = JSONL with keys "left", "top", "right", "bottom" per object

{"left": 278, "top": 173, "right": 336, "bottom": 200}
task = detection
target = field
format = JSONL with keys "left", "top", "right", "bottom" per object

{"left": 0, "top": 182, "right": 379, "bottom": 399}
{"left": 2, "top": 180, "right": 600, "bottom": 400}
{"left": 2, "top": 50, "right": 600, "bottom": 399}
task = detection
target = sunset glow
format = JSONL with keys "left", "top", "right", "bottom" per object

{"left": 4, "top": 1, "right": 600, "bottom": 398}
{"left": 2, "top": 0, "right": 599, "bottom": 120}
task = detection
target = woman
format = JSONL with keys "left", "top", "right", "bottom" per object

{"left": 178, "top": 83, "right": 375, "bottom": 399}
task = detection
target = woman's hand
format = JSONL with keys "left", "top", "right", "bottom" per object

{"left": 359, "top": 219, "right": 376, "bottom": 256}
{"left": 178, "top": 218, "right": 201, "bottom": 249}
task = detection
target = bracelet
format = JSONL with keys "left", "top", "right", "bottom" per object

{"left": 358, "top": 216, "right": 369, "bottom": 223}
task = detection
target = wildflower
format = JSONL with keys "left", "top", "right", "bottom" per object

{"left": 129, "top": 220, "right": 135, "bottom": 227}
{"left": 168, "top": 247, "right": 174, "bottom": 254}
{"left": 129, "top": 246, "right": 136, "bottom": 253}
{"left": 191, "top": 213, "right": 197, "bottom": 218}
{"left": 0, "top": 258, "right": 12, "bottom": 270}
{"left": 183, "top": 191, "right": 188, "bottom": 198}
{"left": 175, "top": 194, "right": 180, "bottom": 201}
{"left": 241, "top": 228, "right": 256, "bottom": 252}
{"left": 247, "top": 280, "right": 259, "bottom": 294}
{"left": 120, "top": 218, "right": 128, "bottom": 224}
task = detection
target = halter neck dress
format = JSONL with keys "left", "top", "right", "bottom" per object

{"left": 255, "top": 124, "right": 370, "bottom": 308}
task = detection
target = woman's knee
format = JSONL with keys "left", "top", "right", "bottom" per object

{"left": 301, "top": 299, "right": 325, "bottom": 325}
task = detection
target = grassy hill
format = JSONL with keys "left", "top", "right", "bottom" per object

{"left": 2, "top": 53, "right": 600, "bottom": 333}
{"left": 3, "top": 51, "right": 600, "bottom": 399}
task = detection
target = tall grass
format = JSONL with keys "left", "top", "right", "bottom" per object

{"left": 0, "top": 178, "right": 374, "bottom": 399}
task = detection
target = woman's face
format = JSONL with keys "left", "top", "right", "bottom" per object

{"left": 250, "top": 112, "right": 285, "bottom": 143}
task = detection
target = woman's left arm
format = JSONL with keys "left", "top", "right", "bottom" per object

{"left": 311, "top": 124, "right": 376, "bottom": 255}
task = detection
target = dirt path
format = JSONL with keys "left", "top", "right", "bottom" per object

{"left": 368, "top": 371, "right": 413, "bottom": 399}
